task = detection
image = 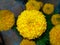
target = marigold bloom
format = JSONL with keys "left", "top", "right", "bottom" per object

{"left": 0, "top": 10, "right": 15, "bottom": 31}
{"left": 49, "top": 25, "right": 60, "bottom": 45}
{"left": 51, "top": 14, "right": 60, "bottom": 25}
{"left": 43, "top": 3, "right": 54, "bottom": 15}
{"left": 26, "top": 1, "right": 43, "bottom": 10}
{"left": 17, "top": 10, "right": 47, "bottom": 39}
{"left": 20, "top": 39, "right": 36, "bottom": 45}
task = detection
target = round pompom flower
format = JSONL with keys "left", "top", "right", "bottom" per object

{"left": 49, "top": 25, "right": 60, "bottom": 45}
{"left": 51, "top": 14, "right": 60, "bottom": 25}
{"left": 43, "top": 3, "right": 54, "bottom": 15}
{"left": 0, "top": 10, "right": 15, "bottom": 31}
{"left": 17, "top": 10, "right": 47, "bottom": 39}
{"left": 25, "top": 1, "right": 43, "bottom": 10}
{"left": 20, "top": 39, "right": 36, "bottom": 45}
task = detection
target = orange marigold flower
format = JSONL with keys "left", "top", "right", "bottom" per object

{"left": 49, "top": 25, "right": 60, "bottom": 45}
{"left": 0, "top": 10, "right": 15, "bottom": 31}
{"left": 51, "top": 14, "right": 60, "bottom": 25}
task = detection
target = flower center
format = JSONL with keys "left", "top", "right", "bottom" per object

{"left": 28, "top": 21, "right": 34, "bottom": 25}
{"left": 27, "top": 19, "right": 35, "bottom": 27}
{"left": 47, "top": 7, "right": 50, "bottom": 10}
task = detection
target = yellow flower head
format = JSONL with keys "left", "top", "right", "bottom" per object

{"left": 17, "top": 10, "right": 47, "bottom": 39}
{"left": 25, "top": 1, "right": 43, "bottom": 10}
{"left": 49, "top": 25, "right": 60, "bottom": 45}
{"left": 0, "top": 10, "right": 15, "bottom": 31}
{"left": 43, "top": 3, "right": 54, "bottom": 15}
{"left": 51, "top": 14, "right": 60, "bottom": 25}
{"left": 20, "top": 39, "right": 36, "bottom": 45}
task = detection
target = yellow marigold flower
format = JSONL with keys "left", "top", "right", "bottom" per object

{"left": 43, "top": 3, "right": 54, "bottom": 15}
{"left": 25, "top": 1, "right": 43, "bottom": 10}
{"left": 17, "top": 10, "right": 47, "bottom": 39}
{"left": 20, "top": 39, "right": 36, "bottom": 45}
{"left": 49, "top": 25, "right": 60, "bottom": 45}
{"left": 0, "top": 10, "right": 15, "bottom": 31}
{"left": 51, "top": 14, "right": 60, "bottom": 25}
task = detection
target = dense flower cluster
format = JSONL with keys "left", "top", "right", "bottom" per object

{"left": 49, "top": 25, "right": 60, "bottom": 45}
{"left": 26, "top": 1, "right": 43, "bottom": 10}
{"left": 17, "top": 10, "right": 47, "bottom": 39}
{"left": 51, "top": 14, "right": 60, "bottom": 25}
{"left": 0, "top": 10, "right": 15, "bottom": 31}
{"left": 43, "top": 3, "right": 54, "bottom": 15}
{"left": 20, "top": 39, "right": 36, "bottom": 45}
